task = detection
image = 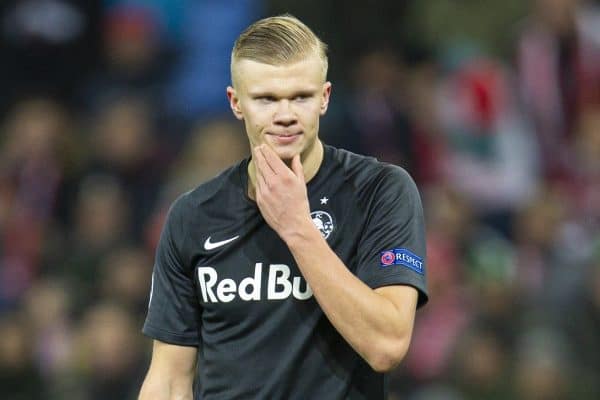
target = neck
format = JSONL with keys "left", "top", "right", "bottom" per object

{"left": 247, "top": 140, "right": 324, "bottom": 200}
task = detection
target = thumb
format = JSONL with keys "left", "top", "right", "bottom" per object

{"left": 291, "top": 154, "right": 304, "bottom": 181}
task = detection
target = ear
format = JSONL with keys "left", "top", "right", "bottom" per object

{"left": 320, "top": 82, "right": 332, "bottom": 116}
{"left": 227, "top": 86, "right": 244, "bottom": 120}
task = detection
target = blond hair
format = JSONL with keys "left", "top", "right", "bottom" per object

{"left": 231, "top": 14, "right": 328, "bottom": 86}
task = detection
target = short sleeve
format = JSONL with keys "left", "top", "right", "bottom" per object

{"left": 142, "top": 196, "right": 201, "bottom": 345}
{"left": 355, "top": 167, "right": 428, "bottom": 307}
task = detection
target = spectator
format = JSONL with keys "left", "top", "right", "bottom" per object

{"left": 0, "top": 97, "right": 81, "bottom": 307}
{"left": 436, "top": 50, "right": 540, "bottom": 232}
{"left": 0, "top": 312, "right": 45, "bottom": 399}
{"left": 99, "top": 246, "right": 153, "bottom": 317}
{"left": 516, "top": 0, "right": 600, "bottom": 179}
{"left": 61, "top": 174, "right": 131, "bottom": 313}
{"left": 0, "top": 0, "right": 101, "bottom": 110}
{"left": 75, "top": 302, "right": 147, "bottom": 400}
{"left": 85, "top": 95, "right": 167, "bottom": 238}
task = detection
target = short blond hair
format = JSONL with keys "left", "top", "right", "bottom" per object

{"left": 231, "top": 14, "right": 328, "bottom": 86}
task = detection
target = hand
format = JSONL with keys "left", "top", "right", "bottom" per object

{"left": 253, "top": 145, "right": 314, "bottom": 243}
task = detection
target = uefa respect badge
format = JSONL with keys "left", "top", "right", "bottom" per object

{"left": 380, "top": 248, "right": 424, "bottom": 275}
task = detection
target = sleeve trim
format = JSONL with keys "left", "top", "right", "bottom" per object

{"left": 365, "top": 275, "right": 429, "bottom": 308}
{"left": 142, "top": 324, "right": 200, "bottom": 346}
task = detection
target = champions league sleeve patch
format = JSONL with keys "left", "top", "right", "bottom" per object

{"left": 380, "top": 248, "right": 425, "bottom": 275}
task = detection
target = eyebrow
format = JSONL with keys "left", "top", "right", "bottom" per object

{"left": 249, "top": 90, "right": 316, "bottom": 99}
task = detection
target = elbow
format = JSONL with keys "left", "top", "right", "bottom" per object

{"left": 368, "top": 352, "right": 407, "bottom": 374}
{"left": 365, "top": 337, "right": 411, "bottom": 373}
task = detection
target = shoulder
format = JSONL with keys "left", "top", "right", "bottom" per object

{"left": 325, "top": 145, "right": 417, "bottom": 197}
{"left": 159, "top": 161, "right": 246, "bottom": 257}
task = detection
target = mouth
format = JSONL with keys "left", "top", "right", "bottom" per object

{"left": 266, "top": 131, "right": 303, "bottom": 137}
{"left": 266, "top": 131, "right": 303, "bottom": 145}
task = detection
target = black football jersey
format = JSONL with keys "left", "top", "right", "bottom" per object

{"left": 143, "top": 145, "right": 428, "bottom": 399}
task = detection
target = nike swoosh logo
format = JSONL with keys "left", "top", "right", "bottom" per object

{"left": 204, "top": 235, "right": 240, "bottom": 250}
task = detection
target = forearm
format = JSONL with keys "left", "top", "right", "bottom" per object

{"left": 287, "top": 225, "right": 416, "bottom": 372}
{"left": 138, "top": 341, "right": 196, "bottom": 400}
{"left": 139, "top": 373, "right": 193, "bottom": 400}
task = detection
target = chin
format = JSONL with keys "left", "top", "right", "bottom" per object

{"left": 270, "top": 143, "right": 303, "bottom": 161}
{"left": 274, "top": 150, "right": 297, "bottom": 163}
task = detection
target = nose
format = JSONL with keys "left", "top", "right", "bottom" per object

{"left": 273, "top": 99, "right": 297, "bottom": 126}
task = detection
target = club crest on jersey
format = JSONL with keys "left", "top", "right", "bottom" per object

{"left": 380, "top": 248, "right": 425, "bottom": 274}
{"left": 310, "top": 210, "right": 334, "bottom": 239}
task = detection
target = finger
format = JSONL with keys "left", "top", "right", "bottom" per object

{"left": 260, "top": 144, "right": 288, "bottom": 176}
{"left": 291, "top": 154, "right": 304, "bottom": 182}
{"left": 254, "top": 146, "right": 276, "bottom": 182}
{"left": 253, "top": 148, "right": 268, "bottom": 190}
{"left": 257, "top": 165, "right": 268, "bottom": 190}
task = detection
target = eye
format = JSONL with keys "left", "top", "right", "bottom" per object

{"left": 257, "top": 96, "right": 276, "bottom": 103}
{"left": 293, "top": 95, "right": 310, "bottom": 102}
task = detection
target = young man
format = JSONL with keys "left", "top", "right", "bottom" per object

{"left": 139, "top": 15, "right": 428, "bottom": 400}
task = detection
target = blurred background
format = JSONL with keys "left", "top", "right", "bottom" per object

{"left": 0, "top": 0, "right": 599, "bottom": 399}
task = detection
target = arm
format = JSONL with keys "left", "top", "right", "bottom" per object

{"left": 140, "top": 196, "right": 201, "bottom": 398}
{"left": 139, "top": 340, "right": 197, "bottom": 400}
{"left": 287, "top": 229, "right": 418, "bottom": 372}
{"left": 253, "top": 145, "right": 420, "bottom": 372}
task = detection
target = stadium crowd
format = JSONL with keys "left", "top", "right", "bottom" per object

{"left": 0, "top": 0, "right": 599, "bottom": 399}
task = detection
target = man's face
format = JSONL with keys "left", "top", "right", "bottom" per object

{"left": 227, "top": 54, "right": 331, "bottom": 161}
